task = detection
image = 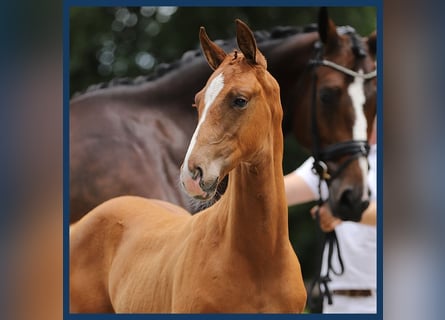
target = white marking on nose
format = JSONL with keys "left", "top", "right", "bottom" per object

{"left": 183, "top": 72, "right": 225, "bottom": 174}
{"left": 348, "top": 70, "right": 367, "bottom": 141}
{"left": 348, "top": 69, "right": 369, "bottom": 199}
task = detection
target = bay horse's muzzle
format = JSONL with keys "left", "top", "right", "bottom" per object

{"left": 330, "top": 187, "right": 370, "bottom": 222}
{"left": 313, "top": 140, "right": 371, "bottom": 222}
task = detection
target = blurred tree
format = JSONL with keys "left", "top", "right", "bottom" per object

{"left": 70, "top": 7, "right": 376, "bottom": 95}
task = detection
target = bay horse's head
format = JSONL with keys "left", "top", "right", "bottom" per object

{"left": 180, "top": 19, "right": 282, "bottom": 201}
{"left": 305, "top": 8, "right": 377, "bottom": 221}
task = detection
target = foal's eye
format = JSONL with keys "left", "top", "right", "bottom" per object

{"left": 319, "top": 87, "right": 341, "bottom": 106}
{"left": 232, "top": 97, "right": 248, "bottom": 109}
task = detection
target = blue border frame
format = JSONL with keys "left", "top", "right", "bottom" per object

{"left": 376, "top": 3, "right": 384, "bottom": 317}
{"left": 63, "top": 1, "right": 383, "bottom": 319}
{"left": 63, "top": 0, "right": 70, "bottom": 318}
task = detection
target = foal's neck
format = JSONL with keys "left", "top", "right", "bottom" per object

{"left": 216, "top": 126, "right": 288, "bottom": 258}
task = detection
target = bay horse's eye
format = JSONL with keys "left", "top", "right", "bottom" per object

{"left": 319, "top": 87, "right": 341, "bottom": 106}
{"left": 233, "top": 97, "right": 248, "bottom": 109}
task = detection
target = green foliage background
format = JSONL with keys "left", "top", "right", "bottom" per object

{"left": 70, "top": 6, "right": 376, "bottom": 289}
{"left": 70, "top": 7, "right": 375, "bottom": 95}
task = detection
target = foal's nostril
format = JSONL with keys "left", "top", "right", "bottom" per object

{"left": 191, "top": 166, "right": 203, "bottom": 180}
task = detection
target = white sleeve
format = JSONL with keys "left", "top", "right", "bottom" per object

{"left": 294, "top": 157, "right": 329, "bottom": 201}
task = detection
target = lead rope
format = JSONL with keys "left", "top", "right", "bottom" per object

{"left": 307, "top": 176, "right": 345, "bottom": 312}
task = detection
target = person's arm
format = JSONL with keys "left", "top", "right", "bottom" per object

{"left": 310, "top": 200, "right": 377, "bottom": 232}
{"left": 284, "top": 156, "right": 327, "bottom": 207}
{"left": 284, "top": 173, "right": 317, "bottom": 206}
{"left": 310, "top": 204, "right": 341, "bottom": 232}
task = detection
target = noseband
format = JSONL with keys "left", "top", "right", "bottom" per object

{"left": 309, "top": 30, "right": 376, "bottom": 185}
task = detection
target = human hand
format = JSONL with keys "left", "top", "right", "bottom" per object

{"left": 310, "top": 204, "right": 342, "bottom": 232}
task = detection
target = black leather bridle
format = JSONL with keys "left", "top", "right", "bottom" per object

{"left": 309, "top": 35, "right": 376, "bottom": 187}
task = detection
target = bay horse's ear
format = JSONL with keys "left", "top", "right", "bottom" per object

{"left": 235, "top": 19, "right": 257, "bottom": 64}
{"left": 367, "top": 30, "right": 377, "bottom": 59}
{"left": 199, "top": 26, "right": 227, "bottom": 70}
{"left": 318, "top": 7, "right": 339, "bottom": 51}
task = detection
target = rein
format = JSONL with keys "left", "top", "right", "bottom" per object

{"left": 306, "top": 34, "right": 376, "bottom": 312}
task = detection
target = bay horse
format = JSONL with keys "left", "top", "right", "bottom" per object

{"left": 70, "top": 19, "right": 306, "bottom": 313}
{"left": 70, "top": 8, "right": 377, "bottom": 222}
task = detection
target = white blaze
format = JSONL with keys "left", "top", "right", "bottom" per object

{"left": 183, "top": 72, "right": 225, "bottom": 173}
{"left": 348, "top": 70, "right": 369, "bottom": 200}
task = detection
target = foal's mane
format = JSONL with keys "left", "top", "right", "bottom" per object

{"left": 72, "top": 24, "right": 318, "bottom": 98}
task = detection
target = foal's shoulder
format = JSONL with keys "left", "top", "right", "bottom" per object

{"left": 96, "top": 195, "right": 191, "bottom": 217}
{"left": 71, "top": 196, "right": 192, "bottom": 241}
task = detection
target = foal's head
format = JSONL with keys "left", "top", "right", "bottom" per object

{"left": 180, "top": 19, "right": 281, "bottom": 201}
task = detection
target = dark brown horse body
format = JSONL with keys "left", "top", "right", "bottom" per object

{"left": 70, "top": 11, "right": 376, "bottom": 222}
{"left": 70, "top": 58, "right": 207, "bottom": 220}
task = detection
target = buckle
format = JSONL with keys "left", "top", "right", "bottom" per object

{"left": 312, "top": 161, "right": 331, "bottom": 180}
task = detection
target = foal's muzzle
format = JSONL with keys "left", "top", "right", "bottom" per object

{"left": 180, "top": 164, "right": 218, "bottom": 201}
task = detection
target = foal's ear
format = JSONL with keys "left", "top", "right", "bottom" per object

{"left": 318, "top": 7, "right": 339, "bottom": 51}
{"left": 199, "top": 26, "right": 227, "bottom": 70}
{"left": 367, "top": 30, "right": 377, "bottom": 59}
{"left": 235, "top": 19, "right": 257, "bottom": 64}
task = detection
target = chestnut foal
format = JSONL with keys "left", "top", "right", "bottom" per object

{"left": 70, "top": 19, "right": 306, "bottom": 313}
